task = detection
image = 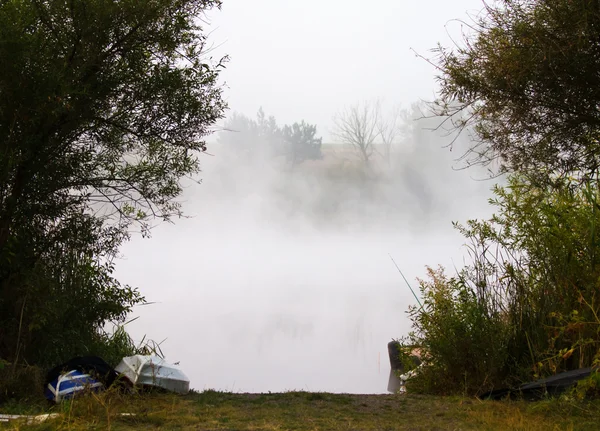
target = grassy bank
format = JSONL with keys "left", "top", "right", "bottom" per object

{"left": 1, "top": 390, "right": 599, "bottom": 430}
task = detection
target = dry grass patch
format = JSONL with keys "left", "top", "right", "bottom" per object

{"left": 1, "top": 390, "right": 599, "bottom": 430}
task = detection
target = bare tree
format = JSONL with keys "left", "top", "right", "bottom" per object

{"left": 376, "top": 104, "right": 407, "bottom": 167}
{"left": 332, "top": 101, "right": 381, "bottom": 165}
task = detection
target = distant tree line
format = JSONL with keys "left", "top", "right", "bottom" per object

{"left": 218, "top": 108, "right": 322, "bottom": 167}
{"left": 332, "top": 100, "right": 406, "bottom": 167}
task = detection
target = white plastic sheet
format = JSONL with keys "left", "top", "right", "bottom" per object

{"left": 115, "top": 355, "right": 190, "bottom": 394}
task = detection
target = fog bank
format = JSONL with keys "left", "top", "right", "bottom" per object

{"left": 115, "top": 114, "right": 496, "bottom": 393}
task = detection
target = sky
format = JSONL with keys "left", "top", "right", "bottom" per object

{"left": 114, "top": 0, "right": 497, "bottom": 395}
{"left": 206, "top": 0, "right": 486, "bottom": 140}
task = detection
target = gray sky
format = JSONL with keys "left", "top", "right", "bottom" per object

{"left": 207, "top": 0, "right": 485, "bottom": 140}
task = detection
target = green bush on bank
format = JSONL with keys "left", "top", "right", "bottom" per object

{"left": 404, "top": 175, "right": 600, "bottom": 396}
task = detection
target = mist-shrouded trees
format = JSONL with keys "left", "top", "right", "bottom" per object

{"left": 218, "top": 109, "right": 322, "bottom": 165}
{"left": 0, "top": 0, "right": 226, "bottom": 368}
{"left": 218, "top": 112, "right": 261, "bottom": 156}
{"left": 283, "top": 121, "right": 323, "bottom": 167}
{"left": 433, "top": 0, "right": 600, "bottom": 181}
{"left": 215, "top": 103, "right": 483, "bottom": 232}
{"left": 376, "top": 105, "right": 406, "bottom": 167}
{"left": 256, "top": 108, "right": 286, "bottom": 158}
{"left": 332, "top": 101, "right": 380, "bottom": 165}
{"left": 219, "top": 109, "right": 282, "bottom": 158}
{"left": 332, "top": 100, "right": 406, "bottom": 167}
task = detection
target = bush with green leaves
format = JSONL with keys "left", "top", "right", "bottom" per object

{"left": 0, "top": 0, "right": 226, "bottom": 374}
{"left": 406, "top": 174, "right": 600, "bottom": 395}
{"left": 432, "top": 0, "right": 600, "bottom": 180}
{"left": 0, "top": 211, "right": 144, "bottom": 369}
{"left": 406, "top": 0, "right": 600, "bottom": 397}
{"left": 283, "top": 121, "right": 323, "bottom": 166}
{"left": 403, "top": 266, "right": 511, "bottom": 395}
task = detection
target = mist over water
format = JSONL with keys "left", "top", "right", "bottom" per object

{"left": 115, "top": 116, "right": 496, "bottom": 394}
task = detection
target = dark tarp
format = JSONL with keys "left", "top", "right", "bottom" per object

{"left": 481, "top": 367, "right": 596, "bottom": 400}
{"left": 45, "top": 356, "right": 120, "bottom": 390}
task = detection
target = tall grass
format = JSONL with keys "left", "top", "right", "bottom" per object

{"left": 403, "top": 175, "right": 600, "bottom": 396}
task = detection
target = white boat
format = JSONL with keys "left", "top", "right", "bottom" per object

{"left": 115, "top": 355, "right": 190, "bottom": 394}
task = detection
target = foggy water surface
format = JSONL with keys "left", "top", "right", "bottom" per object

{"left": 115, "top": 139, "right": 494, "bottom": 394}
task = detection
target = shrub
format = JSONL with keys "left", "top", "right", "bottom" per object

{"left": 0, "top": 362, "right": 45, "bottom": 404}
{"left": 405, "top": 175, "right": 600, "bottom": 396}
{"left": 403, "top": 266, "right": 511, "bottom": 395}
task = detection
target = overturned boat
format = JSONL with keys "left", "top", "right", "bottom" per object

{"left": 115, "top": 355, "right": 190, "bottom": 394}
